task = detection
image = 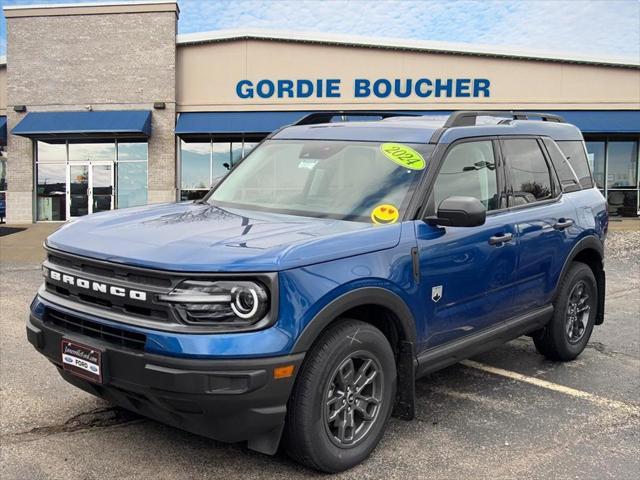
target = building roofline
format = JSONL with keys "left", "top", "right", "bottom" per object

{"left": 3, "top": 0, "right": 178, "bottom": 10}
{"left": 3, "top": 0, "right": 179, "bottom": 18}
{"left": 177, "top": 28, "right": 640, "bottom": 69}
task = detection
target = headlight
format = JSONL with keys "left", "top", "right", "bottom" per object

{"left": 158, "top": 280, "right": 270, "bottom": 326}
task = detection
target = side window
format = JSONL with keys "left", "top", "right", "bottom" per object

{"left": 542, "top": 138, "right": 581, "bottom": 193}
{"left": 557, "top": 141, "right": 595, "bottom": 189}
{"left": 432, "top": 140, "right": 500, "bottom": 212}
{"left": 502, "top": 139, "right": 555, "bottom": 206}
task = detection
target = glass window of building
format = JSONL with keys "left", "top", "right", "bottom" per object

{"left": 69, "top": 141, "right": 116, "bottom": 162}
{"left": 118, "top": 141, "right": 148, "bottom": 161}
{"left": 607, "top": 142, "right": 637, "bottom": 188}
{"left": 606, "top": 141, "right": 638, "bottom": 217}
{"left": 212, "top": 142, "right": 232, "bottom": 180}
{"left": 585, "top": 141, "right": 606, "bottom": 190}
{"left": 35, "top": 138, "right": 148, "bottom": 221}
{"left": 36, "top": 164, "right": 67, "bottom": 221}
{"left": 181, "top": 140, "right": 211, "bottom": 201}
{"left": 37, "top": 141, "right": 66, "bottom": 163}
{"left": 180, "top": 137, "right": 263, "bottom": 201}
{"left": 116, "top": 140, "right": 148, "bottom": 209}
{"left": 0, "top": 152, "right": 7, "bottom": 192}
{"left": 117, "top": 161, "right": 147, "bottom": 209}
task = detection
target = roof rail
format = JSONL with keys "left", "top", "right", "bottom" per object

{"left": 443, "top": 110, "right": 566, "bottom": 128}
{"left": 292, "top": 110, "right": 422, "bottom": 126}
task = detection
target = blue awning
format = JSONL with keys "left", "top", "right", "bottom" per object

{"left": 12, "top": 110, "right": 152, "bottom": 139}
{"left": 175, "top": 110, "right": 639, "bottom": 139}
{"left": 175, "top": 111, "right": 310, "bottom": 137}
{"left": 550, "top": 111, "right": 640, "bottom": 133}
{"left": 0, "top": 116, "right": 6, "bottom": 146}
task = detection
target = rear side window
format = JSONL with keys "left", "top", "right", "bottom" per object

{"left": 542, "top": 138, "right": 581, "bottom": 193}
{"left": 557, "top": 141, "right": 594, "bottom": 189}
{"left": 502, "top": 139, "right": 555, "bottom": 206}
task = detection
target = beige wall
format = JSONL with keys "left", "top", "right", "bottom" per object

{"left": 176, "top": 39, "right": 640, "bottom": 112}
{"left": 0, "top": 65, "right": 6, "bottom": 115}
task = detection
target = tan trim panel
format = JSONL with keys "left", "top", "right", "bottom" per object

{"left": 3, "top": 1, "right": 179, "bottom": 18}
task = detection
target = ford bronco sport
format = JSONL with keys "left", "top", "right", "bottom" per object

{"left": 28, "top": 111, "right": 607, "bottom": 472}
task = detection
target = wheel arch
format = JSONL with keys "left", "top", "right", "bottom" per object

{"left": 290, "top": 286, "right": 418, "bottom": 420}
{"left": 555, "top": 235, "right": 605, "bottom": 325}
{"left": 291, "top": 287, "right": 417, "bottom": 355}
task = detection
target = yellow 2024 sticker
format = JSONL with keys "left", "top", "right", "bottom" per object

{"left": 380, "top": 143, "right": 426, "bottom": 170}
{"left": 371, "top": 204, "right": 399, "bottom": 225}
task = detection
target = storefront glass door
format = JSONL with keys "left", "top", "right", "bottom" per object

{"left": 66, "top": 162, "right": 114, "bottom": 219}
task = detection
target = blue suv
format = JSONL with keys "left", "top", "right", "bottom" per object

{"left": 28, "top": 111, "right": 607, "bottom": 472}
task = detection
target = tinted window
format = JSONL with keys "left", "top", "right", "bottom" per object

{"left": 503, "top": 139, "right": 554, "bottom": 205}
{"left": 557, "top": 141, "right": 594, "bottom": 189}
{"left": 543, "top": 138, "right": 580, "bottom": 192}
{"left": 433, "top": 140, "right": 499, "bottom": 211}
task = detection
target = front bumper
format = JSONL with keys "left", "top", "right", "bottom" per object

{"left": 27, "top": 312, "right": 304, "bottom": 451}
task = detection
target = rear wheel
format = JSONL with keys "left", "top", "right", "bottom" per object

{"left": 284, "top": 319, "right": 396, "bottom": 473}
{"left": 534, "top": 262, "right": 597, "bottom": 361}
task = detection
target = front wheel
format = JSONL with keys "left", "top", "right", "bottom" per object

{"left": 534, "top": 261, "right": 597, "bottom": 361}
{"left": 284, "top": 319, "right": 396, "bottom": 473}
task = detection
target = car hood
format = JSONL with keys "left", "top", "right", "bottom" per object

{"left": 46, "top": 202, "right": 402, "bottom": 272}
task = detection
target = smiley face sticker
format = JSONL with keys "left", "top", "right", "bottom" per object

{"left": 371, "top": 204, "right": 400, "bottom": 225}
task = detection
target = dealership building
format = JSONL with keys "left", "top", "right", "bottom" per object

{"left": 0, "top": 0, "right": 639, "bottom": 223}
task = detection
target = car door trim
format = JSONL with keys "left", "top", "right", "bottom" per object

{"left": 414, "top": 304, "right": 553, "bottom": 378}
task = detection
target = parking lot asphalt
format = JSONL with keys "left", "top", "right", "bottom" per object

{"left": 1, "top": 227, "right": 638, "bottom": 479}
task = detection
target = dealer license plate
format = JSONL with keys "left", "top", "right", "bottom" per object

{"left": 61, "top": 339, "right": 103, "bottom": 384}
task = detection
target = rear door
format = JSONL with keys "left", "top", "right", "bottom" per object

{"left": 416, "top": 138, "right": 518, "bottom": 349}
{"left": 500, "top": 137, "right": 576, "bottom": 310}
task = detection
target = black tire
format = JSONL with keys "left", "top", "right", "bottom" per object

{"left": 534, "top": 261, "right": 597, "bottom": 361}
{"left": 283, "top": 319, "right": 396, "bottom": 473}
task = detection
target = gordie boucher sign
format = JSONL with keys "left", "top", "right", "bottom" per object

{"left": 236, "top": 78, "right": 491, "bottom": 99}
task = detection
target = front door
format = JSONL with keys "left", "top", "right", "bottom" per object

{"left": 66, "top": 163, "right": 114, "bottom": 219}
{"left": 416, "top": 138, "right": 517, "bottom": 350}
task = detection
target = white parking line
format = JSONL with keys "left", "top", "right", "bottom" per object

{"left": 460, "top": 359, "right": 640, "bottom": 416}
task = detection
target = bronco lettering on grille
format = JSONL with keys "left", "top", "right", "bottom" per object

{"left": 48, "top": 270, "right": 147, "bottom": 302}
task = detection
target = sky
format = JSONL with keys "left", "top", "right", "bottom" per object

{"left": 0, "top": 0, "right": 639, "bottom": 60}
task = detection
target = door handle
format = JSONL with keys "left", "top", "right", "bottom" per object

{"left": 553, "top": 219, "right": 574, "bottom": 230}
{"left": 488, "top": 232, "right": 513, "bottom": 245}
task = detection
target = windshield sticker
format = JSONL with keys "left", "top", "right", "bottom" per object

{"left": 371, "top": 204, "right": 400, "bottom": 225}
{"left": 380, "top": 143, "right": 426, "bottom": 170}
{"left": 298, "top": 159, "right": 318, "bottom": 170}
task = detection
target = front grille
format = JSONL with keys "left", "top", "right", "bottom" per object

{"left": 44, "top": 249, "right": 175, "bottom": 324}
{"left": 44, "top": 282, "right": 170, "bottom": 322}
{"left": 47, "top": 252, "right": 172, "bottom": 288}
{"left": 44, "top": 308, "right": 147, "bottom": 351}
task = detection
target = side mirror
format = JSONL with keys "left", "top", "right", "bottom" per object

{"left": 426, "top": 196, "right": 486, "bottom": 227}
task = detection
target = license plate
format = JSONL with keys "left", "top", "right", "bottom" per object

{"left": 61, "top": 339, "right": 103, "bottom": 384}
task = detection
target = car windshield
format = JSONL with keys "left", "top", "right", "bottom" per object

{"left": 208, "top": 139, "right": 434, "bottom": 222}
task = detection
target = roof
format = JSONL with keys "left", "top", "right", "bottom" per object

{"left": 3, "top": 1, "right": 179, "bottom": 18}
{"left": 2, "top": 0, "right": 178, "bottom": 10}
{"left": 176, "top": 28, "right": 640, "bottom": 69}
{"left": 271, "top": 115, "right": 585, "bottom": 144}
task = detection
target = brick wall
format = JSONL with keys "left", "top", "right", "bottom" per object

{"left": 5, "top": 9, "right": 177, "bottom": 223}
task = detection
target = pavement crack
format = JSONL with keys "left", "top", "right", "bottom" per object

{"left": 6, "top": 407, "right": 142, "bottom": 442}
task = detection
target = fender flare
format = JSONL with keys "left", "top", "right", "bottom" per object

{"left": 291, "top": 287, "right": 417, "bottom": 354}
{"left": 553, "top": 234, "right": 605, "bottom": 324}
